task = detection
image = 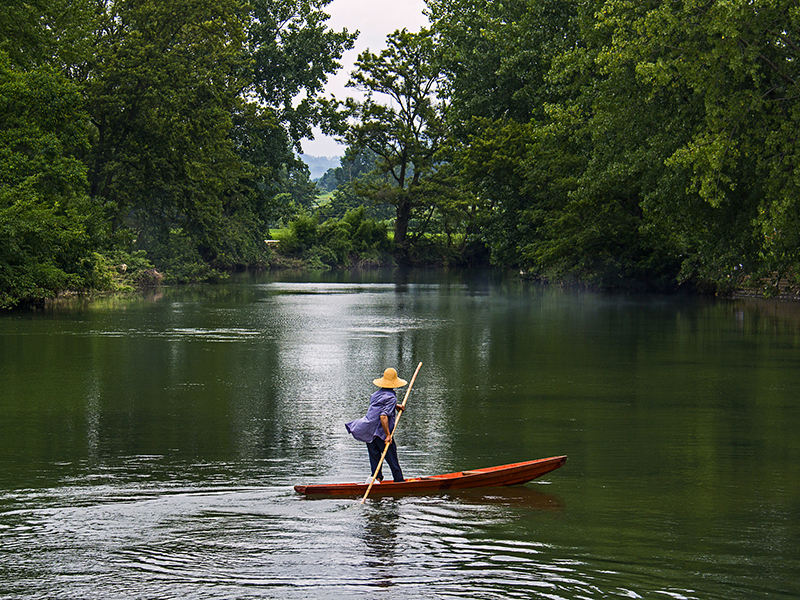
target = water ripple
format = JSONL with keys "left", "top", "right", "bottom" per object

{"left": 0, "top": 483, "right": 761, "bottom": 599}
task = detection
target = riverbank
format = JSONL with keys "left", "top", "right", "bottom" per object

{"left": 730, "top": 270, "right": 800, "bottom": 301}
{"left": 22, "top": 262, "right": 800, "bottom": 312}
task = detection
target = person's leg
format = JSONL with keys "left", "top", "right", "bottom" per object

{"left": 383, "top": 439, "right": 404, "bottom": 482}
{"left": 366, "top": 439, "right": 384, "bottom": 481}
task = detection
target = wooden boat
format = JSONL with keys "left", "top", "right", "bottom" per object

{"left": 294, "top": 455, "right": 567, "bottom": 497}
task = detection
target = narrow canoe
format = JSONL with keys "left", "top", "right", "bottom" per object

{"left": 294, "top": 455, "right": 567, "bottom": 497}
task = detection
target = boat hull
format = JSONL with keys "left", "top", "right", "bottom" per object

{"left": 294, "top": 455, "right": 567, "bottom": 497}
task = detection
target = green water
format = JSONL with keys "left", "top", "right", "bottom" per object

{"left": 1, "top": 270, "right": 798, "bottom": 599}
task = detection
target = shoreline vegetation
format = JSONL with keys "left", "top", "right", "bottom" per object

{"left": 2, "top": 1, "right": 798, "bottom": 310}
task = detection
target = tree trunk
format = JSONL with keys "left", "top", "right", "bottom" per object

{"left": 394, "top": 197, "right": 412, "bottom": 264}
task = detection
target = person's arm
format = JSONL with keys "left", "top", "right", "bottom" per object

{"left": 380, "top": 414, "right": 392, "bottom": 445}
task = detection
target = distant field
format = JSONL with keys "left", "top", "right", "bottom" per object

{"left": 316, "top": 192, "right": 333, "bottom": 206}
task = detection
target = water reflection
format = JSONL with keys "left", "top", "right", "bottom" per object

{"left": 0, "top": 481, "right": 577, "bottom": 599}
{"left": 447, "top": 486, "right": 565, "bottom": 512}
{"left": 361, "top": 500, "right": 403, "bottom": 588}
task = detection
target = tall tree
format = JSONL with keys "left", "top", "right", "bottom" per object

{"left": 427, "top": 0, "right": 582, "bottom": 269}
{"left": 511, "top": 0, "right": 693, "bottom": 289}
{"left": 428, "top": 0, "right": 576, "bottom": 129}
{"left": 83, "top": 0, "right": 249, "bottom": 265}
{"left": 431, "top": 0, "right": 800, "bottom": 290}
{"left": 0, "top": 51, "right": 104, "bottom": 308}
{"left": 622, "top": 0, "right": 800, "bottom": 285}
{"left": 343, "top": 28, "right": 447, "bottom": 262}
{"left": 81, "top": 0, "right": 355, "bottom": 272}
{"left": 246, "top": 0, "right": 356, "bottom": 148}
{"left": 546, "top": 0, "right": 800, "bottom": 288}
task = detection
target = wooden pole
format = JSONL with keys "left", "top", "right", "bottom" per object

{"left": 360, "top": 361, "right": 422, "bottom": 504}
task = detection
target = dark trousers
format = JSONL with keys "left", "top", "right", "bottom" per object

{"left": 366, "top": 437, "right": 404, "bottom": 482}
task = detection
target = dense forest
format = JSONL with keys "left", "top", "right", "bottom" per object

{"left": 1, "top": 0, "right": 798, "bottom": 308}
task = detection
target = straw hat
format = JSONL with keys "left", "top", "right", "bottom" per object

{"left": 373, "top": 368, "right": 407, "bottom": 388}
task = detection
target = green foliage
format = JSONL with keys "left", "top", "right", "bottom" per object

{"left": 633, "top": 0, "right": 799, "bottom": 284}
{"left": 78, "top": 0, "right": 353, "bottom": 277}
{"left": 342, "top": 206, "right": 392, "bottom": 255}
{"left": 83, "top": 0, "right": 251, "bottom": 262}
{"left": 431, "top": 0, "right": 800, "bottom": 292}
{"left": 3, "top": 0, "right": 799, "bottom": 299}
{"left": 429, "top": 0, "right": 584, "bottom": 270}
{"left": 316, "top": 219, "right": 352, "bottom": 266}
{"left": 316, "top": 168, "right": 339, "bottom": 193}
{"left": 0, "top": 50, "right": 107, "bottom": 308}
{"left": 0, "top": 195, "right": 104, "bottom": 308}
{"left": 279, "top": 207, "right": 391, "bottom": 268}
{"left": 91, "top": 249, "right": 154, "bottom": 290}
{"left": 428, "top": 0, "right": 577, "bottom": 130}
{"left": 274, "top": 162, "right": 321, "bottom": 212}
{"left": 246, "top": 0, "right": 357, "bottom": 146}
{"left": 0, "top": 0, "right": 97, "bottom": 71}
{"left": 280, "top": 211, "right": 319, "bottom": 256}
{"left": 0, "top": 0, "right": 358, "bottom": 306}
{"left": 553, "top": 0, "right": 800, "bottom": 288}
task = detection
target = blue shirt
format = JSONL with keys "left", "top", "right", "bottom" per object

{"left": 345, "top": 388, "right": 398, "bottom": 443}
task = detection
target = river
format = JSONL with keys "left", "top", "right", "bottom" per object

{"left": 1, "top": 269, "right": 798, "bottom": 599}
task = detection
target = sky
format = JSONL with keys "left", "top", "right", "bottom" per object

{"left": 300, "top": 0, "right": 429, "bottom": 157}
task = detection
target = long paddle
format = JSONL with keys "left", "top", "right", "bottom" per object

{"left": 360, "top": 361, "right": 422, "bottom": 504}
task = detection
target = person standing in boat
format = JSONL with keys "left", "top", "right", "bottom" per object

{"left": 345, "top": 368, "right": 406, "bottom": 483}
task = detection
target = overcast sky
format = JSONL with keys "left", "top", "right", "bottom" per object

{"left": 301, "top": 0, "right": 429, "bottom": 157}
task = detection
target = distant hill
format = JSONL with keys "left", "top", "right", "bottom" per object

{"left": 298, "top": 154, "right": 341, "bottom": 180}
